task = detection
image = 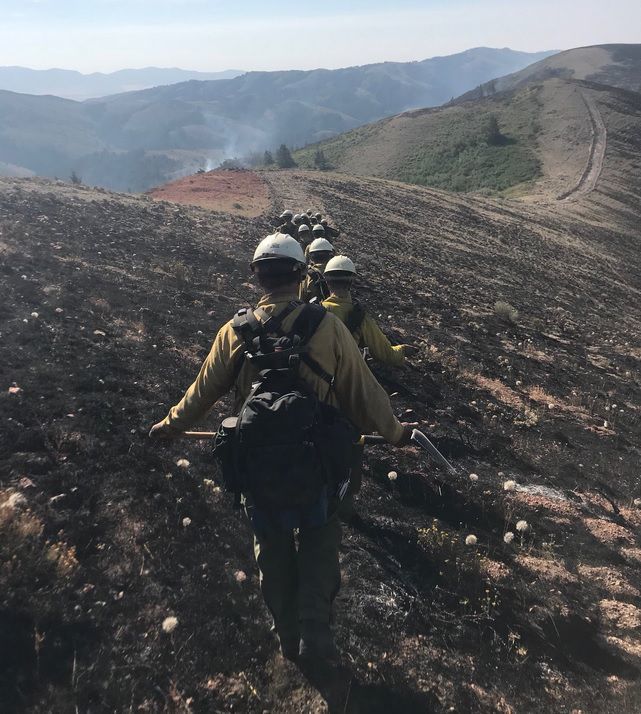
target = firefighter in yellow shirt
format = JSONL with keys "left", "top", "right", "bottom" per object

{"left": 149, "top": 234, "right": 413, "bottom": 662}
{"left": 322, "top": 255, "right": 411, "bottom": 366}
{"left": 299, "top": 237, "right": 335, "bottom": 303}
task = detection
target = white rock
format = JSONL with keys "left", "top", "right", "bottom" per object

{"left": 55, "top": 307, "right": 64, "bottom": 314}
{"left": 387, "top": 471, "right": 398, "bottom": 481}
{"left": 182, "top": 517, "right": 192, "bottom": 527}
{"left": 30, "top": 312, "right": 39, "bottom": 319}
{"left": 503, "top": 480, "right": 517, "bottom": 492}
{"left": 469, "top": 473, "right": 479, "bottom": 482}
{"left": 516, "top": 520, "right": 529, "bottom": 532}
{"left": 503, "top": 532, "right": 515, "bottom": 544}
{"left": 465, "top": 534, "right": 478, "bottom": 546}
{"left": 161, "top": 616, "right": 178, "bottom": 633}
{"left": 176, "top": 458, "right": 190, "bottom": 469}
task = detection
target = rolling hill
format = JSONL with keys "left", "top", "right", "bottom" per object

{"left": 0, "top": 66, "right": 244, "bottom": 101}
{"left": 456, "top": 44, "right": 641, "bottom": 102}
{"left": 0, "top": 48, "right": 555, "bottom": 191}
{"left": 294, "top": 45, "right": 641, "bottom": 199}
{"left": 1, "top": 156, "right": 641, "bottom": 711}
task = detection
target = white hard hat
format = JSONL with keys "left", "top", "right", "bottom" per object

{"left": 312, "top": 223, "right": 325, "bottom": 233}
{"left": 280, "top": 209, "right": 293, "bottom": 219}
{"left": 324, "top": 255, "right": 356, "bottom": 275}
{"left": 309, "top": 237, "right": 334, "bottom": 253}
{"left": 251, "top": 233, "right": 306, "bottom": 267}
{"left": 298, "top": 224, "right": 310, "bottom": 233}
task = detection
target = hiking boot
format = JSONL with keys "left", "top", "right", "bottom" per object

{"left": 299, "top": 620, "right": 338, "bottom": 661}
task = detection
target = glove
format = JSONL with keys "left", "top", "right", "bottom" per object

{"left": 149, "top": 420, "right": 182, "bottom": 440}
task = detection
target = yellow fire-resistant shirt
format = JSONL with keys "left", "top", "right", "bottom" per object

{"left": 162, "top": 291, "right": 404, "bottom": 444}
{"left": 322, "top": 293, "right": 405, "bottom": 367}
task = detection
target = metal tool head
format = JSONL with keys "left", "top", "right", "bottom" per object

{"left": 410, "top": 429, "right": 459, "bottom": 475}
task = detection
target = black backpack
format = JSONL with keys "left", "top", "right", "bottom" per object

{"left": 213, "top": 301, "right": 359, "bottom": 512}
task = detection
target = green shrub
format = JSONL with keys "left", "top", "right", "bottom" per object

{"left": 494, "top": 300, "right": 519, "bottom": 324}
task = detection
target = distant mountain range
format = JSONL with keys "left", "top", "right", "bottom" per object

{"left": 293, "top": 44, "right": 641, "bottom": 198}
{"left": 0, "top": 48, "right": 556, "bottom": 191}
{"left": 0, "top": 67, "right": 244, "bottom": 101}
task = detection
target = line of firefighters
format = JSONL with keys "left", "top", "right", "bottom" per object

{"left": 275, "top": 208, "right": 412, "bottom": 367}
{"left": 151, "top": 208, "right": 417, "bottom": 662}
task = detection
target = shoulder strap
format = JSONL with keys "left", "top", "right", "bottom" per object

{"left": 231, "top": 301, "right": 301, "bottom": 382}
{"left": 344, "top": 301, "right": 366, "bottom": 335}
{"left": 232, "top": 307, "right": 262, "bottom": 351}
{"left": 308, "top": 268, "right": 330, "bottom": 300}
{"left": 289, "top": 302, "right": 326, "bottom": 344}
{"left": 289, "top": 304, "right": 335, "bottom": 387}
{"left": 232, "top": 301, "right": 301, "bottom": 347}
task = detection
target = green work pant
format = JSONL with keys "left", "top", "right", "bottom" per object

{"left": 253, "top": 513, "right": 342, "bottom": 640}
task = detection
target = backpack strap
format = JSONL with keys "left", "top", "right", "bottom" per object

{"left": 289, "top": 302, "right": 326, "bottom": 343}
{"left": 231, "top": 301, "right": 302, "bottom": 381}
{"left": 256, "top": 300, "right": 301, "bottom": 336}
{"left": 232, "top": 307, "right": 262, "bottom": 351}
{"left": 344, "top": 301, "right": 366, "bottom": 336}
{"left": 289, "top": 304, "right": 335, "bottom": 387}
{"left": 308, "top": 268, "right": 330, "bottom": 301}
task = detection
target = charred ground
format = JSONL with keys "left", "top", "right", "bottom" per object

{"left": 1, "top": 169, "right": 641, "bottom": 712}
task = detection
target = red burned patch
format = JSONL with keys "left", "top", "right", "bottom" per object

{"left": 148, "top": 170, "right": 270, "bottom": 217}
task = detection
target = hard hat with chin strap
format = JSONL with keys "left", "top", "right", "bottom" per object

{"left": 312, "top": 223, "right": 325, "bottom": 234}
{"left": 324, "top": 255, "right": 356, "bottom": 275}
{"left": 308, "top": 237, "right": 334, "bottom": 254}
{"left": 298, "top": 224, "right": 311, "bottom": 233}
{"left": 279, "top": 209, "right": 294, "bottom": 220}
{"left": 251, "top": 233, "right": 306, "bottom": 269}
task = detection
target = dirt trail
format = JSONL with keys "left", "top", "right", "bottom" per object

{"left": 558, "top": 91, "right": 608, "bottom": 201}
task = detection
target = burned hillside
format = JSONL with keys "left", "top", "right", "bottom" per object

{"left": 1, "top": 172, "right": 641, "bottom": 712}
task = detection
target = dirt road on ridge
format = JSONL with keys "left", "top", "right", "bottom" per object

{"left": 558, "top": 91, "right": 608, "bottom": 201}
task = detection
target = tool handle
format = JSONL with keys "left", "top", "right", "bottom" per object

{"left": 181, "top": 431, "right": 387, "bottom": 444}
{"left": 359, "top": 434, "right": 387, "bottom": 445}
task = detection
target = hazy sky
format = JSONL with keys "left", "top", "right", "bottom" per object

{"left": 1, "top": 0, "right": 640, "bottom": 72}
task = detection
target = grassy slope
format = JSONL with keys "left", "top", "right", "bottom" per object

{"left": 294, "top": 84, "right": 545, "bottom": 195}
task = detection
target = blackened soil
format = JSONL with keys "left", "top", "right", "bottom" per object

{"left": 1, "top": 174, "right": 641, "bottom": 712}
